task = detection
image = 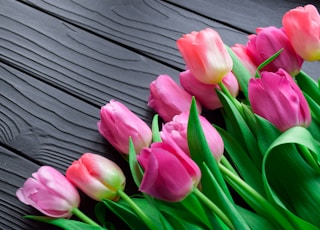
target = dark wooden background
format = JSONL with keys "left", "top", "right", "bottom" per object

{"left": 1, "top": 0, "right": 319, "bottom": 229}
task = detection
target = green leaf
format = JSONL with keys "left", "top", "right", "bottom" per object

{"left": 154, "top": 195, "right": 212, "bottom": 230}
{"left": 128, "top": 137, "right": 143, "bottom": 187}
{"left": 304, "top": 93, "right": 320, "bottom": 123}
{"left": 255, "top": 48, "right": 283, "bottom": 78}
{"left": 97, "top": 199, "right": 149, "bottom": 230}
{"left": 217, "top": 90, "right": 263, "bottom": 170}
{"left": 201, "top": 163, "right": 251, "bottom": 230}
{"left": 187, "top": 97, "right": 231, "bottom": 200}
{"left": 152, "top": 114, "right": 162, "bottom": 142}
{"left": 235, "top": 206, "right": 279, "bottom": 230}
{"left": 296, "top": 70, "right": 320, "bottom": 105}
{"left": 25, "top": 216, "right": 106, "bottom": 230}
{"left": 254, "top": 114, "right": 281, "bottom": 155}
{"left": 225, "top": 45, "right": 252, "bottom": 99}
{"left": 215, "top": 126, "right": 265, "bottom": 196}
{"left": 262, "top": 127, "right": 320, "bottom": 228}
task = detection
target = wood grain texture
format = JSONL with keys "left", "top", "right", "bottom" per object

{"left": 20, "top": 0, "right": 248, "bottom": 69}
{"left": 165, "top": 0, "right": 320, "bottom": 33}
{"left": 0, "top": 146, "right": 62, "bottom": 230}
{"left": 0, "top": 0, "right": 179, "bottom": 122}
{"left": 18, "top": 0, "right": 320, "bottom": 78}
{"left": 0, "top": 63, "right": 137, "bottom": 191}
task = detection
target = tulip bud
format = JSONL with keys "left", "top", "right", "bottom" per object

{"left": 180, "top": 69, "right": 239, "bottom": 110}
{"left": 98, "top": 99, "right": 152, "bottom": 154}
{"left": 16, "top": 166, "right": 80, "bottom": 218}
{"left": 249, "top": 69, "right": 311, "bottom": 132}
{"left": 148, "top": 75, "right": 201, "bottom": 122}
{"left": 282, "top": 4, "right": 320, "bottom": 61}
{"left": 66, "top": 153, "right": 126, "bottom": 201}
{"left": 231, "top": 44, "right": 257, "bottom": 77}
{"left": 161, "top": 112, "right": 224, "bottom": 160}
{"left": 137, "top": 142, "right": 201, "bottom": 202}
{"left": 246, "top": 26, "right": 303, "bottom": 76}
{"left": 177, "top": 28, "right": 233, "bottom": 84}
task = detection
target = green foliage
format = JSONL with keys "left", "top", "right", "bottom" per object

{"left": 25, "top": 216, "right": 106, "bottom": 230}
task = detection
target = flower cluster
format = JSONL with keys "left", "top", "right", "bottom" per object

{"left": 16, "top": 4, "right": 320, "bottom": 230}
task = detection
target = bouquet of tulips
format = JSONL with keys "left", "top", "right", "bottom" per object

{"left": 16, "top": 4, "right": 320, "bottom": 230}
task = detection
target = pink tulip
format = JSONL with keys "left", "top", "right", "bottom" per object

{"left": 249, "top": 69, "right": 311, "bottom": 132}
{"left": 16, "top": 166, "right": 80, "bottom": 218}
{"left": 246, "top": 26, "right": 303, "bottom": 76}
{"left": 231, "top": 44, "right": 257, "bottom": 77}
{"left": 148, "top": 75, "right": 201, "bottom": 122}
{"left": 282, "top": 4, "right": 320, "bottom": 61}
{"left": 66, "top": 153, "right": 125, "bottom": 201}
{"left": 98, "top": 99, "right": 152, "bottom": 154}
{"left": 177, "top": 28, "right": 233, "bottom": 84}
{"left": 161, "top": 112, "right": 224, "bottom": 160}
{"left": 137, "top": 142, "right": 201, "bottom": 202}
{"left": 180, "top": 69, "right": 239, "bottom": 110}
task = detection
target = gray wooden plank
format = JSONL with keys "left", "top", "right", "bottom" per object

{"left": 0, "top": 63, "right": 137, "bottom": 193}
{"left": 19, "top": 0, "right": 248, "bottom": 69}
{"left": 0, "top": 146, "right": 61, "bottom": 230}
{"left": 164, "top": 0, "right": 320, "bottom": 33}
{"left": 17, "top": 0, "right": 319, "bottom": 78}
{"left": 0, "top": 0, "right": 180, "bottom": 121}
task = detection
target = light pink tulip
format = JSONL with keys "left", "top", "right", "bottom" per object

{"left": 161, "top": 112, "right": 224, "bottom": 160}
{"left": 282, "top": 4, "right": 320, "bottom": 61}
{"left": 148, "top": 75, "right": 201, "bottom": 122}
{"left": 98, "top": 99, "right": 152, "bottom": 154}
{"left": 16, "top": 166, "right": 80, "bottom": 218}
{"left": 180, "top": 69, "right": 239, "bottom": 110}
{"left": 177, "top": 28, "right": 233, "bottom": 84}
{"left": 66, "top": 153, "right": 125, "bottom": 201}
{"left": 137, "top": 142, "right": 201, "bottom": 202}
{"left": 249, "top": 69, "right": 311, "bottom": 132}
{"left": 231, "top": 44, "right": 257, "bottom": 77}
{"left": 246, "top": 26, "right": 303, "bottom": 76}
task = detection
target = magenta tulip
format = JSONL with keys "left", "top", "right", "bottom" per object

{"left": 282, "top": 4, "right": 320, "bottom": 61}
{"left": 148, "top": 75, "right": 201, "bottom": 122}
{"left": 180, "top": 69, "right": 239, "bottom": 110}
{"left": 249, "top": 69, "right": 311, "bottom": 132}
{"left": 137, "top": 142, "right": 201, "bottom": 202}
{"left": 177, "top": 28, "right": 233, "bottom": 84}
{"left": 161, "top": 112, "right": 224, "bottom": 160}
{"left": 66, "top": 153, "right": 125, "bottom": 201}
{"left": 246, "top": 26, "right": 303, "bottom": 76}
{"left": 98, "top": 99, "right": 152, "bottom": 154}
{"left": 16, "top": 166, "right": 80, "bottom": 218}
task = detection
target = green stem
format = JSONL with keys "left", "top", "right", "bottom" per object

{"left": 193, "top": 188, "right": 235, "bottom": 230}
{"left": 71, "top": 208, "right": 101, "bottom": 227}
{"left": 117, "top": 190, "right": 158, "bottom": 230}
{"left": 220, "top": 156, "right": 239, "bottom": 176}
{"left": 218, "top": 164, "right": 296, "bottom": 230}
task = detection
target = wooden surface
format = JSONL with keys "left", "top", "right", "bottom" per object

{"left": 0, "top": 0, "right": 319, "bottom": 229}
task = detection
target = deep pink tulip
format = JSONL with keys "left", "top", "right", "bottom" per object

{"left": 161, "top": 112, "right": 224, "bottom": 160}
{"left": 177, "top": 28, "right": 233, "bottom": 84}
{"left": 180, "top": 69, "right": 239, "bottom": 110}
{"left": 249, "top": 69, "right": 311, "bottom": 132}
{"left": 16, "top": 166, "right": 80, "bottom": 218}
{"left": 137, "top": 142, "right": 201, "bottom": 202}
{"left": 98, "top": 99, "right": 152, "bottom": 154}
{"left": 246, "top": 26, "right": 303, "bottom": 76}
{"left": 231, "top": 44, "right": 257, "bottom": 77}
{"left": 66, "top": 153, "right": 125, "bottom": 201}
{"left": 282, "top": 4, "right": 320, "bottom": 61}
{"left": 148, "top": 75, "right": 201, "bottom": 122}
